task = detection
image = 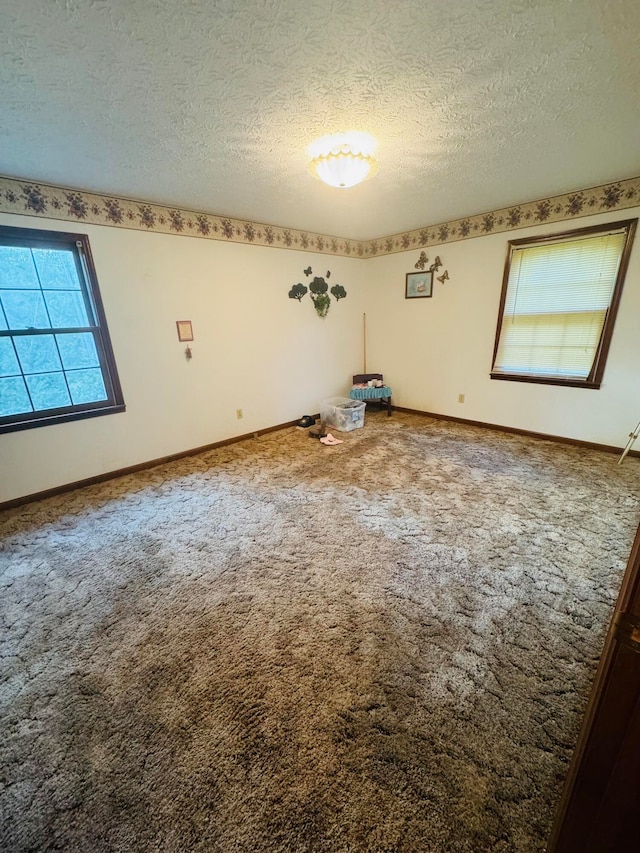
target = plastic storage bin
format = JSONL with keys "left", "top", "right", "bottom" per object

{"left": 321, "top": 397, "right": 366, "bottom": 432}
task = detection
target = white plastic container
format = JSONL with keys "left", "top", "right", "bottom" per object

{"left": 321, "top": 397, "right": 366, "bottom": 432}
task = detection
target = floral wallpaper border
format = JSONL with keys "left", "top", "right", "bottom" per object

{"left": 371, "top": 176, "right": 640, "bottom": 256}
{"left": 0, "top": 176, "right": 361, "bottom": 258}
{"left": 1, "top": 173, "right": 639, "bottom": 259}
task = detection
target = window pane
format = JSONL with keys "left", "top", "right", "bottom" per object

{"left": 56, "top": 332, "right": 99, "bottom": 370}
{"left": 0, "top": 338, "right": 20, "bottom": 377}
{"left": 0, "top": 376, "right": 33, "bottom": 416}
{"left": 14, "top": 335, "right": 61, "bottom": 374}
{"left": 32, "top": 249, "right": 81, "bottom": 290}
{"left": 66, "top": 368, "right": 107, "bottom": 404}
{"left": 495, "top": 311, "right": 606, "bottom": 378}
{"left": 506, "top": 235, "right": 625, "bottom": 316}
{"left": 1, "top": 290, "right": 50, "bottom": 329}
{"left": 44, "top": 290, "right": 89, "bottom": 328}
{"left": 0, "top": 310, "right": 7, "bottom": 331}
{"left": 0, "top": 247, "right": 39, "bottom": 289}
{"left": 25, "top": 372, "right": 71, "bottom": 410}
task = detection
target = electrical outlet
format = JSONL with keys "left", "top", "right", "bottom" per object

{"left": 236, "top": 408, "right": 243, "bottom": 419}
{"left": 458, "top": 393, "right": 465, "bottom": 404}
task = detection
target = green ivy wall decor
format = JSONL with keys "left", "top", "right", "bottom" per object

{"left": 288, "top": 266, "right": 347, "bottom": 318}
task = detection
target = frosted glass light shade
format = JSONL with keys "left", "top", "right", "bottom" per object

{"left": 308, "top": 144, "right": 379, "bottom": 189}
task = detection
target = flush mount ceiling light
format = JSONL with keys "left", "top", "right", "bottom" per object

{"left": 307, "top": 132, "right": 379, "bottom": 189}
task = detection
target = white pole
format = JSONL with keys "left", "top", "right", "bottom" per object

{"left": 618, "top": 421, "right": 640, "bottom": 465}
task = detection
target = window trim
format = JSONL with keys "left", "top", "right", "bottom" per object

{"left": 0, "top": 225, "right": 125, "bottom": 433}
{"left": 490, "top": 218, "right": 637, "bottom": 389}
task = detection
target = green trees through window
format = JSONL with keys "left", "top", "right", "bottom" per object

{"left": 0, "top": 226, "right": 124, "bottom": 432}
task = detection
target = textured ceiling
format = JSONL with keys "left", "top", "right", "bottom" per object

{"left": 1, "top": 0, "right": 639, "bottom": 241}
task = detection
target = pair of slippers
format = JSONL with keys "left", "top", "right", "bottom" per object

{"left": 320, "top": 432, "right": 343, "bottom": 446}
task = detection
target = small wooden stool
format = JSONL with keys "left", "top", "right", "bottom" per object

{"left": 350, "top": 373, "right": 392, "bottom": 416}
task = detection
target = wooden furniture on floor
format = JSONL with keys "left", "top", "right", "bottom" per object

{"left": 350, "top": 373, "right": 393, "bottom": 416}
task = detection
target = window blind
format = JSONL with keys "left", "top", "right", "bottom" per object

{"left": 493, "top": 229, "right": 627, "bottom": 380}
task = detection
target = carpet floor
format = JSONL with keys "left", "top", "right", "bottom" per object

{"left": 1, "top": 413, "right": 639, "bottom": 852}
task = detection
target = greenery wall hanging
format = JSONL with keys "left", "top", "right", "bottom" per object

{"left": 288, "top": 266, "right": 347, "bottom": 318}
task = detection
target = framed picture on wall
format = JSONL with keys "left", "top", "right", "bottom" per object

{"left": 405, "top": 271, "right": 433, "bottom": 299}
{"left": 176, "top": 320, "right": 194, "bottom": 341}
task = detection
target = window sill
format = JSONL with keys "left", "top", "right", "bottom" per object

{"left": 0, "top": 403, "right": 126, "bottom": 435}
{"left": 490, "top": 372, "right": 601, "bottom": 390}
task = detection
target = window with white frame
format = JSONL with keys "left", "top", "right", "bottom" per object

{"left": 491, "top": 219, "right": 636, "bottom": 388}
{"left": 0, "top": 225, "right": 124, "bottom": 433}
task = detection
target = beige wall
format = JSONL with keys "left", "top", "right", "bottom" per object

{"left": 365, "top": 209, "right": 640, "bottom": 447}
{"left": 0, "top": 213, "right": 366, "bottom": 502}
{"left": 2, "top": 206, "right": 639, "bottom": 503}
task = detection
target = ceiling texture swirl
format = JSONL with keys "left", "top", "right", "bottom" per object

{"left": 1, "top": 0, "right": 639, "bottom": 242}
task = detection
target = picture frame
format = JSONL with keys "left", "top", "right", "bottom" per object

{"left": 176, "top": 320, "right": 194, "bottom": 341}
{"left": 405, "top": 271, "right": 433, "bottom": 299}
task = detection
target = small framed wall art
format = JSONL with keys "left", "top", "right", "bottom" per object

{"left": 176, "top": 320, "right": 194, "bottom": 341}
{"left": 405, "top": 270, "right": 433, "bottom": 299}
